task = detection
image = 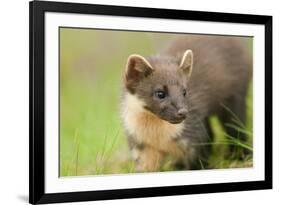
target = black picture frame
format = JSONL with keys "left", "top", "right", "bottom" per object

{"left": 29, "top": 0, "right": 272, "bottom": 204}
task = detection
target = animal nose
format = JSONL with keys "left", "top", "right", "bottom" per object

{"left": 177, "top": 108, "right": 188, "bottom": 118}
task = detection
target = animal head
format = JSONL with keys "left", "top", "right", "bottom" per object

{"left": 124, "top": 50, "right": 193, "bottom": 124}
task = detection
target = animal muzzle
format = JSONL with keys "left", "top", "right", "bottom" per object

{"left": 168, "top": 108, "right": 188, "bottom": 124}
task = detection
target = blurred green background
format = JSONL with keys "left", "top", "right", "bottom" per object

{"left": 59, "top": 28, "right": 253, "bottom": 176}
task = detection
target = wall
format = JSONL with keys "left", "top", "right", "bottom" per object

{"left": 0, "top": 0, "right": 279, "bottom": 204}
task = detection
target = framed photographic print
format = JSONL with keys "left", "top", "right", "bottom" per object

{"left": 29, "top": 0, "right": 272, "bottom": 204}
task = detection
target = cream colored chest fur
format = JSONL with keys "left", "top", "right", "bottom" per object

{"left": 122, "top": 93, "right": 185, "bottom": 157}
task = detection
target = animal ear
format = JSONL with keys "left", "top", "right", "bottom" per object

{"left": 179, "top": 50, "right": 193, "bottom": 78}
{"left": 125, "top": 54, "right": 154, "bottom": 86}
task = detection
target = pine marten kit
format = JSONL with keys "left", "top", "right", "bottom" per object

{"left": 121, "top": 35, "right": 252, "bottom": 172}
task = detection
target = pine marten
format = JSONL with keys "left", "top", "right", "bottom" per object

{"left": 121, "top": 35, "right": 252, "bottom": 172}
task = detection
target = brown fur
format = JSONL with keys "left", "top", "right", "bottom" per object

{"left": 121, "top": 34, "right": 252, "bottom": 172}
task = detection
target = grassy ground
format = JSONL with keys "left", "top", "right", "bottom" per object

{"left": 59, "top": 28, "right": 253, "bottom": 176}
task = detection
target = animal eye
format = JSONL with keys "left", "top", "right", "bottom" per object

{"left": 183, "top": 89, "right": 187, "bottom": 96}
{"left": 155, "top": 91, "right": 166, "bottom": 99}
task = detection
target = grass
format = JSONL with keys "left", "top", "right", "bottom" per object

{"left": 59, "top": 28, "right": 253, "bottom": 176}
